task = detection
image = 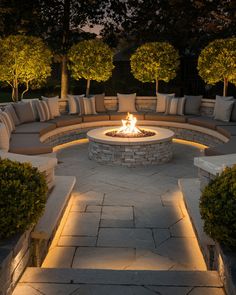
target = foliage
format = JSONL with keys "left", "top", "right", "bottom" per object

{"left": 0, "top": 158, "right": 48, "bottom": 239}
{"left": 68, "top": 39, "right": 114, "bottom": 96}
{"left": 200, "top": 165, "right": 236, "bottom": 248}
{"left": 101, "top": 0, "right": 236, "bottom": 53}
{"left": 198, "top": 38, "right": 236, "bottom": 95}
{"left": 0, "top": 35, "right": 52, "bottom": 101}
{"left": 130, "top": 42, "right": 179, "bottom": 93}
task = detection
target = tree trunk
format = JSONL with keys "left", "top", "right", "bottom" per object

{"left": 60, "top": 0, "right": 70, "bottom": 99}
{"left": 156, "top": 79, "right": 159, "bottom": 95}
{"left": 21, "top": 81, "right": 30, "bottom": 99}
{"left": 86, "top": 79, "right": 91, "bottom": 97}
{"left": 61, "top": 55, "right": 69, "bottom": 99}
{"left": 223, "top": 77, "right": 228, "bottom": 97}
{"left": 12, "top": 79, "right": 18, "bottom": 102}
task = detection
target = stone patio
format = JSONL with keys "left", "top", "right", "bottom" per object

{"left": 13, "top": 139, "right": 226, "bottom": 294}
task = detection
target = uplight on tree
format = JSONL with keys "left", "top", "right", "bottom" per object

{"left": 198, "top": 38, "right": 236, "bottom": 96}
{"left": 130, "top": 42, "right": 180, "bottom": 94}
{"left": 68, "top": 39, "right": 114, "bottom": 97}
{"left": 0, "top": 35, "right": 52, "bottom": 101}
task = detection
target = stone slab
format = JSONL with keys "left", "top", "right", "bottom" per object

{"left": 72, "top": 247, "right": 135, "bottom": 269}
{"left": 42, "top": 247, "right": 75, "bottom": 268}
{"left": 194, "top": 154, "right": 236, "bottom": 176}
{"left": 61, "top": 212, "right": 100, "bottom": 237}
{"left": 156, "top": 237, "right": 207, "bottom": 270}
{"left": 178, "top": 178, "right": 214, "bottom": 246}
{"left": 58, "top": 236, "right": 96, "bottom": 247}
{"left": 20, "top": 268, "right": 223, "bottom": 287}
{"left": 97, "top": 228, "right": 155, "bottom": 249}
{"left": 32, "top": 176, "right": 76, "bottom": 240}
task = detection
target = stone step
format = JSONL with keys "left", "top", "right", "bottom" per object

{"left": 18, "top": 267, "right": 222, "bottom": 287}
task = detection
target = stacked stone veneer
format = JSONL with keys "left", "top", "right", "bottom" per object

{"left": 88, "top": 140, "right": 173, "bottom": 167}
{"left": 0, "top": 229, "right": 32, "bottom": 295}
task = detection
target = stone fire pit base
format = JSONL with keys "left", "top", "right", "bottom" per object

{"left": 87, "top": 127, "right": 174, "bottom": 167}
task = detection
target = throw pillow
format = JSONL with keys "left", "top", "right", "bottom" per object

{"left": 42, "top": 96, "right": 60, "bottom": 118}
{"left": 184, "top": 95, "right": 202, "bottom": 115}
{"left": 35, "top": 100, "right": 51, "bottom": 122}
{"left": 0, "top": 123, "right": 10, "bottom": 151}
{"left": 83, "top": 97, "right": 97, "bottom": 115}
{"left": 165, "top": 97, "right": 186, "bottom": 115}
{"left": 214, "top": 95, "right": 234, "bottom": 117}
{"left": 214, "top": 96, "right": 234, "bottom": 122}
{"left": 67, "top": 94, "right": 85, "bottom": 114}
{"left": 4, "top": 104, "right": 20, "bottom": 126}
{"left": 13, "top": 102, "right": 35, "bottom": 124}
{"left": 156, "top": 93, "right": 175, "bottom": 113}
{"left": 95, "top": 93, "right": 106, "bottom": 113}
{"left": 117, "top": 93, "right": 137, "bottom": 113}
{"left": 22, "top": 98, "right": 40, "bottom": 121}
{"left": 0, "top": 110, "right": 15, "bottom": 135}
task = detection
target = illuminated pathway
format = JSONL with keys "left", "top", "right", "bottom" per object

{"left": 14, "top": 139, "right": 225, "bottom": 294}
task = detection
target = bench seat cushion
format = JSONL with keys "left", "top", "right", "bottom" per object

{"left": 205, "top": 137, "right": 236, "bottom": 156}
{"left": 50, "top": 115, "right": 82, "bottom": 127}
{"left": 109, "top": 112, "right": 145, "bottom": 121}
{"left": 83, "top": 114, "right": 109, "bottom": 122}
{"left": 145, "top": 113, "right": 187, "bottom": 123}
{"left": 13, "top": 122, "right": 56, "bottom": 136}
{"left": 216, "top": 125, "right": 236, "bottom": 138}
{"left": 10, "top": 134, "right": 52, "bottom": 155}
{"left": 187, "top": 117, "right": 217, "bottom": 130}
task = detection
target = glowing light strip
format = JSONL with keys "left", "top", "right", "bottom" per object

{"left": 173, "top": 138, "right": 208, "bottom": 149}
{"left": 53, "top": 138, "right": 89, "bottom": 152}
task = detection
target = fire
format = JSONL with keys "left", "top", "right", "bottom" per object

{"left": 117, "top": 113, "right": 141, "bottom": 134}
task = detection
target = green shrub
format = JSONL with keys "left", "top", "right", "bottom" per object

{"left": 200, "top": 165, "right": 236, "bottom": 248}
{"left": 0, "top": 158, "right": 48, "bottom": 239}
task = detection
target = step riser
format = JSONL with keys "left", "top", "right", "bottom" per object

{"left": 20, "top": 268, "right": 223, "bottom": 288}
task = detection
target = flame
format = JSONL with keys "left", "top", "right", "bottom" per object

{"left": 117, "top": 113, "right": 141, "bottom": 134}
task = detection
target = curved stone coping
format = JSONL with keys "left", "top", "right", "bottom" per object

{"left": 87, "top": 126, "right": 174, "bottom": 146}
{"left": 40, "top": 120, "right": 228, "bottom": 143}
{"left": 40, "top": 120, "right": 228, "bottom": 149}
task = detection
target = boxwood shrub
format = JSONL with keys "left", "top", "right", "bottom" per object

{"left": 0, "top": 158, "right": 48, "bottom": 239}
{"left": 200, "top": 165, "right": 236, "bottom": 248}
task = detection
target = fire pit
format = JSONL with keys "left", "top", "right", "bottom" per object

{"left": 87, "top": 113, "right": 174, "bottom": 167}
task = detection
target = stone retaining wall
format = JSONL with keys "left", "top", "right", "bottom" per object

{"left": 58, "top": 97, "right": 215, "bottom": 117}
{"left": 0, "top": 229, "right": 32, "bottom": 295}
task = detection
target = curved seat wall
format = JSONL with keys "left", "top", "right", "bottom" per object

{"left": 40, "top": 120, "right": 228, "bottom": 151}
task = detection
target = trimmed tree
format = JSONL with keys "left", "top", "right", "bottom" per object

{"left": 0, "top": 35, "right": 52, "bottom": 101}
{"left": 68, "top": 39, "right": 114, "bottom": 97}
{"left": 130, "top": 42, "right": 180, "bottom": 94}
{"left": 198, "top": 37, "right": 236, "bottom": 96}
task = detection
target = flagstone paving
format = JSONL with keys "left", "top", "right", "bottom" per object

{"left": 13, "top": 139, "right": 226, "bottom": 294}
{"left": 42, "top": 140, "right": 207, "bottom": 271}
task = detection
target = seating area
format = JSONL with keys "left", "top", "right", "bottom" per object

{"left": 0, "top": 93, "right": 236, "bottom": 158}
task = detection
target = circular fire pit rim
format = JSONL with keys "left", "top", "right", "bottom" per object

{"left": 87, "top": 126, "right": 174, "bottom": 146}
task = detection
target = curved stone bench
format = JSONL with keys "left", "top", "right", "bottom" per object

{"left": 8, "top": 113, "right": 236, "bottom": 157}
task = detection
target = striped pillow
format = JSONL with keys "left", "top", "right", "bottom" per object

{"left": 165, "top": 97, "right": 186, "bottom": 115}
{"left": 0, "top": 110, "right": 15, "bottom": 135}
{"left": 83, "top": 97, "right": 97, "bottom": 115}
{"left": 0, "top": 123, "right": 10, "bottom": 151}
{"left": 4, "top": 104, "right": 20, "bottom": 126}
{"left": 42, "top": 96, "right": 60, "bottom": 118}
{"left": 35, "top": 100, "right": 51, "bottom": 122}
{"left": 67, "top": 94, "right": 84, "bottom": 114}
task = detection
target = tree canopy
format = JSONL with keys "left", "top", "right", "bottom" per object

{"left": 130, "top": 42, "right": 180, "bottom": 94}
{"left": 68, "top": 39, "right": 114, "bottom": 97}
{"left": 198, "top": 37, "right": 236, "bottom": 96}
{"left": 0, "top": 35, "right": 52, "bottom": 101}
